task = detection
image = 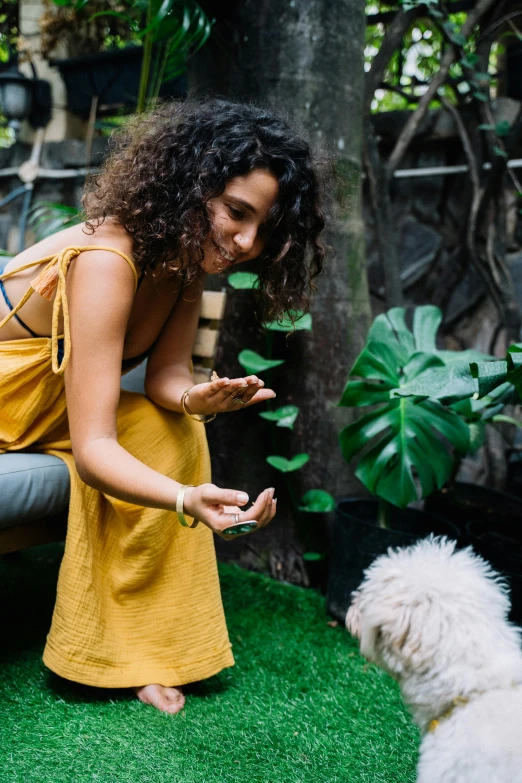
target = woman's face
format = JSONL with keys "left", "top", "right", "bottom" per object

{"left": 201, "top": 168, "right": 279, "bottom": 274}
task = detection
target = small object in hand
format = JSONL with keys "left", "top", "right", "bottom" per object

{"left": 222, "top": 521, "right": 259, "bottom": 536}
{"left": 211, "top": 371, "right": 220, "bottom": 381}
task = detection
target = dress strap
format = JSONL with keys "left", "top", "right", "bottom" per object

{"left": 0, "top": 246, "right": 138, "bottom": 375}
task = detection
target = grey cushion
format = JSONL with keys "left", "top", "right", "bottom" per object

{"left": 0, "top": 251, "right": 146, "bottom": 528}
{"left": 0, "top": 247, "right": 146, "bottom": 529}
{"left": 120, "top": 359, "right": 147, "bottom": 393}
{"left": 0, "top": 453, "right": 70, "bottom": 529}
{"left": 0, "top": 363, "right": 147, "bottom": 529}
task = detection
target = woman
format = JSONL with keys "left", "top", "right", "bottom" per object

{"left": 0, "top": 99, "right": 325, "bottom": 714}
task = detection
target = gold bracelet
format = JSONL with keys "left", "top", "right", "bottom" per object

{"left": 176, "top": 484, "right": 199, "bottom": 528}
{"left": 181, "top": 387, "right": 216, "bottom": 424}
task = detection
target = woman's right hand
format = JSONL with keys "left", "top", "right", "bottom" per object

{"left": 182, "top": 483, "right": 276, "bottom": 540}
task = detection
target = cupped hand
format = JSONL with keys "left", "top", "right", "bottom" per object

{"left": 184, "top": 375, "right": 275, "bottom": 416}
{"left": 182, "top": 483, "right": 276, "bottom": 540}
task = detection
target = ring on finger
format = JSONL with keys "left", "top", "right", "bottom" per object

{"left": 231, "top": 395, "right": 248, "bottom": 405}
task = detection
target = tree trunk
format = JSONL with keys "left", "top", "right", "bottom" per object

{"left": 189, "top": 0, "right": 371, "bottom": 581}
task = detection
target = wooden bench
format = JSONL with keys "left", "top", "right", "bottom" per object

{"left": 0, "top": 289, "right": 227, "bottom": 555}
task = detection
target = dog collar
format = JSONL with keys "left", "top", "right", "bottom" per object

{"left": 427, "top": 696, "right": 469, "bottom": 733}
{"left": 427, "top": 681, "right": 522, "bottom": 733}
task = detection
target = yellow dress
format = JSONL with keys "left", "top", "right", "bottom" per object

{"left": 0, "top": 246, "right": 234, "bottom": 687}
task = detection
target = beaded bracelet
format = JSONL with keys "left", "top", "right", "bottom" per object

{"left": 176, "top": 484, "right": 200, "bottom": 528}
{"left": 181, "top": 387, "right": 216, "bottom": 424}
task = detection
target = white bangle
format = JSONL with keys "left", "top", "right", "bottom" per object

{"left": 176, "top": 484, "right": 199, "bottom": 528}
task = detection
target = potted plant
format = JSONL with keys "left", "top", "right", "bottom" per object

{"left": 327, "top": 304, "right": 486, "bottom": 622}
{"left": 394, "top": 341, "right": 522, "bottom": 622}
{"left": 38, "top": 0, "right": 212, "bottom": 117}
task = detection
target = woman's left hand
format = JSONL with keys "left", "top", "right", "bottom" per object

{"left": 184, "top": 374, "right": 276, "bottom": 416}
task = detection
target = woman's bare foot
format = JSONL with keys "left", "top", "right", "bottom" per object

{"left": 133, "top": 684, "right": 185, "bottom": 714}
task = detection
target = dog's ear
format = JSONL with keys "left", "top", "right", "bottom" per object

{"left": 361, "top": 596, "right": 444, "bottom": 674}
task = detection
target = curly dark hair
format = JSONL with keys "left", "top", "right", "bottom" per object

{"left": 83, "top": 98, "right": 327, "bottom": 322}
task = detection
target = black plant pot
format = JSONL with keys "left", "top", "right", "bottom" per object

{"left": 466, "top": 517, "right": 522, "bottom": 625}
{"left": 326, "top": 499, "right": 460, "bottom": 623}
{"left": 297, "top": 509, "right": 332, "bottom": 593}
{"left": 50, "top": 46, "right": 187, "bottom": 119}
{"left": 426, "top": 482, "right": 522, "bottom": 547}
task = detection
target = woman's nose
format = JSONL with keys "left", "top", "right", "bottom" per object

{"left": 234, "top": 228, "right": 257, "bottom": 253}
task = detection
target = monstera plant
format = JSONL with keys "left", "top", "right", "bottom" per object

{"left": 327, "top": 305, "right": 521, "bottom": 622}
{"left": 337, "top": 305, "right": 496, "bottom": 518}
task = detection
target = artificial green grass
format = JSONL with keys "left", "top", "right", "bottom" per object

{"left": 0, "top": 545, "right": 419, "bottom": 782}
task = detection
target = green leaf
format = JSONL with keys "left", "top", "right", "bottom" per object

{"left": 460, "top": 53, "right": 479, "bottom": 68}
{"left": 468, "top": 420, "right": 486, "bottom": 454}
{"left": 387, "top": 308, "right": 415, "bottom": 354}
{"left": 28, "top": 201, "right": 82, "bottom": 241}
{"left": 495, "top": 121, "right": 511, "bottom": 138}
{"left": 491, "top": 414, "right": 522, "bottom": 430}
{"left": 493, "top": 146, "right": 508, "bottom": 159}
{"left": 266, "top": 312, "right": 312, "bottom": 332}
{"left": 450, "top": 32, "right": 467, "bottom": 47}
{"left": 473, "top": 72, "right": 492, "bottom": 83}
{"left": 393, "top": 362, "right": 479, "bottom": 404}
{"left": 473, "top": 91, "right": 489, "bottom": 102}
{"left": 470, "top": 360, "right": 509, "bottom": 396}
{"left": 299, "top": 489, "right": 336, "bottom": 513}
{"left": 237, "top": 350, "right": 285, "bottom": 375}
{"left": 227, "top": 271, "right": 259, "bottom": 289}
{"left": 435, "top": 348, "right": 491, "bottom": 365}
{"left": 266, "top": 454, "right": 310, "bottom": 472}
{"left": 302, "top": 552, "right": 324, "bottom": 562}
{"left": 402, "top": 352, "right": 445, "bottom": 383}
{"left": 338, "top": 380, "right": 391, "bottom": 408}
{"left": 350, "top": 341, "right": 402, "bottom": 385}
{"left": 340, "top": 397, "right": 469, "bottom": 508}
{"left": 259, "top": 405, "right": 299, "bottom": 429}
{"left": 412, "top": 305, "right": 442, "bottom": 352}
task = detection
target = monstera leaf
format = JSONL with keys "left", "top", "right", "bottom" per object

{"left": 395, "top": 343, "right": 522, "bottom": 405}
{"left": 339, "top": 306, "right": 470, "bottom": 508}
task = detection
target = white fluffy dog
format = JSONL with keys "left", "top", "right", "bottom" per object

{"left": 346, "top": 537, "right": 522, "bottom": 783}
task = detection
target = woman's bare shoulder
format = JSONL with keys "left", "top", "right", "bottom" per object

{"left": 7, "top": 219, "right": 135, "bottom": 271}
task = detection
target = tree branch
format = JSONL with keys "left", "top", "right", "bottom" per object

{"left": 364, "top": 6, "right": 422, "bottom": 117}
{"left": 386, "top": 0, "right": 499, "bottom": 179}
{"left": 364, "top": 128, "right": 404, "bottom": 307}
{"left": 380, "top": 81, "right": 422, "bottom": 103}
{"left": 366, "top": 0, "right": 476, "bottom": 26}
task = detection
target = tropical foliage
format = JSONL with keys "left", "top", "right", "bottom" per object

{"left": 337, "top": 305, "right": 503, "bottom": 509}
{"left": 40, "top": 0, "right": 212, "bottom": 111}
{"left": 366, "top": 0, "right": 504, "bottom": 112}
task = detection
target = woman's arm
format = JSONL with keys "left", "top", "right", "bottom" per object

{"left": 64, "top": 252, "right": 276, "bottom": 535}
{"left": 64, "top": 248, "right": 182, "bottom": 509}
{"left": 145, "top": 271, "right": 276, "bottom": 414}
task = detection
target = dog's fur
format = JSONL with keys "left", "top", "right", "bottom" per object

{"left": 346, "top": 537, "right": 522, "bottom": 783}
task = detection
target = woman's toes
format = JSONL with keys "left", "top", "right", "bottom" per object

{"left": 164, "top": 687, "right": 186, "bottom": 713}
{"left": 134, "top": 684, "right": 185, "bottom": 714}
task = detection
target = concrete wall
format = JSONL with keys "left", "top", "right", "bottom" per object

{"left": 18, "top": 0, "right": 87, "bottom": 142}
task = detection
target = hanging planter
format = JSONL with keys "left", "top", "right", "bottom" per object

{"left": 50, "top": 46, "right": 187, "bottom": 119}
